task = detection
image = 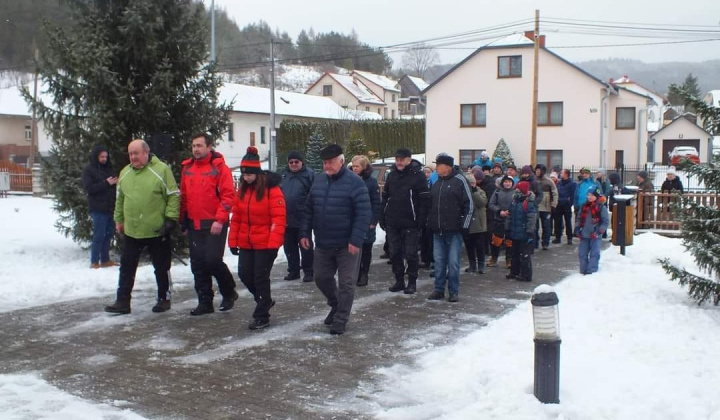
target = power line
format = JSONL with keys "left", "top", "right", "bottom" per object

{"left": 552, "top": 37, "right": 720, "bottom": 49}
{"left": 543, "top": 16, "right": 720, "bottom": 29}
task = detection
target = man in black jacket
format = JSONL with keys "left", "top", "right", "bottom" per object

{"left": 82, "top": 144, "right": 118, "bottom": 269}
{"left": 380, "top": 148, "right": 430, "bottom": 295}
{"left": 280, "top": 151, "right": 315, "bottom": 282}
{"left": 427, "top": 153, "right": 473, "bottom": 303}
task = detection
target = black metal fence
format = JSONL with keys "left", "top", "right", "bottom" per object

{"left": 564, "top": 164, "right": 710, "bottom": 192}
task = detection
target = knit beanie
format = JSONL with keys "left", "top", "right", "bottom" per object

{"left": 521, "top": 165, "right": 533, "bottom": 175}
{"left": 637, "top": 170, "right": 648, "bottom": 180}
{"left": 287, "top": 150, "right": 304, "bottom": 162}
{"left": 516, "top": 180, "right": 530, "bottom": 195}
{"left": 473, "top": 167, "right": 485, "bottom": 182}
{"left": 501, "top": 175, "right": 515, "bottom": 187}
{"left": 241, "top": 146, "right": 262, "bottom": 174}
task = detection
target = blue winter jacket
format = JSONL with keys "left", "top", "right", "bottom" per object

{"left": 301, "top": 166, "right": 371, "bottom": 249}
{"left": 575, "top": 177, "right": 601, "bottom": 209}
{"left": 280, "top": 166, "right": 315, "bottom": 228}
{"left": 557, "top": 178, "right": 577, "bottom": 207}
{"left": 505, "top": 191, "right": 538, "bottom": 240}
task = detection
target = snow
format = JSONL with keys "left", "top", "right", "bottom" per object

{"left": 326, "top": 73, "right": 386, "bottom": 105}
{"left": 363, "top": 232, "right": 720, "bottom": 420}
{"left": 488, "top": 32, "right": 534, "bottom": 47}
{"left": 0, "top": 373, "right": 148, "bottom": 420}
{"left": 406, "top": 75, "right": 429, "bottom": 92}
{"left": 352, "top": 70, "right": 401, "bottom": 93}
{"left": 218, "top": 82, "right": 379, "bottom": 121}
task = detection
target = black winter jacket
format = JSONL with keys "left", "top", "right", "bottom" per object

{"left": 427, "top": 168, "right": 473, "bottom": 234}
{"left": 519, "top": 174, "right": 543, "bottom": 207}
{"left": 280, "top": 166, "right": 315, "bottom": 228}
{"left": 381, "top": 159, "right": 430, "bottom": 229}
{"left": 361, "top": 167, "right": 382, "bottom": 244}
{"left": 81, "top": 144, "right": 116, "bottom": 213}
{"left": 661, "top": 177, "right": 684, "bottom": 194}
{"left": 301, "top": 166, "right": 371, "bottom": 249}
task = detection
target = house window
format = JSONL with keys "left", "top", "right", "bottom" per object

{"left": 616, "top": 107, "right": 636, "bottom": 129}
{"left": 227, "top": 123, "right": 234, "bottom": 142}
{"left": 460, "top": 149, "right": 486, "bottom": 168}
{"left": 260, "top": 126, "right": 266, "bottom": 144}
{"left": 498, "top": 55, "right": 522, "bottom": 78}
{"left": 24, "top": 124, "right": 32, "bottom": 140}
{"left": 536, "top": 150, "right": 563, "bottom": 169}
{"left": 460, "top": 104, "right": 487, "bottom": 127}
{"left": 538, "top": 102, "right": 563, "bottom": 126}
{"left": 322, "top": 85, "right": 332, "bottom": 96}
{"left": 392, "top": 94, "right": 396, "bottom": 103}
{"left": 378, "top": 108, "right": 382, "bottom": 115}
{"left": 365, "top": 106, "right": 370, "bottom": 111}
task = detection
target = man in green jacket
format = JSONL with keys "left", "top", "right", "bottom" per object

{"left": 105, "top": 139, "right": 180, "bottom": 314}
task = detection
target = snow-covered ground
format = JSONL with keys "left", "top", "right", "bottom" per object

{"left": 1, "top": 195, "right": 719, "bottom": 419}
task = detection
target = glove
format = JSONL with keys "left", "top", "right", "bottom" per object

{"left": 155, "top": 219, "right": 176, "bottom": 236}
{"left": 229, "top": 247, "right": 240, "bottom": 256}
{"left": 590, "top": 233, "right": 598, "bottom": 239}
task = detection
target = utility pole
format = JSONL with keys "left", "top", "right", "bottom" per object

{"left": 30, "top": 48, "right": 39, "bottom": 168}
{"left": 210, "top": 0, "right": 216, "bottom": 62}
{"left": 269, "top": 39, "right": 277, "bottom": 171}
{"left": 530, "top": 9, "right": 540, "bottom": 167}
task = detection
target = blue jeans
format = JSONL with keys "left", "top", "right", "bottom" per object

{"left": 433, "top": 232, "right": 463, "bottom": 295}
{"left": 578, "top": 237, "right": 601, "bottom": 274}
{"left": 535, "top": 211, "right": 551, "bottom": 247}
{"left": 90, "top": 211, "right": 115, "bottom": 264}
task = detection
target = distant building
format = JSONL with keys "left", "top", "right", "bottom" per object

{"left": 0, "top": 84, "right": 51, "bottom": 164}
{"left": 650, "top": 115, "right": 713, "bottom": 164}
{"left": 305, "top": 70, "right": 400, "bottom": 119}
{"left": 396, "top": 75, "right": 428, "bottom": 115}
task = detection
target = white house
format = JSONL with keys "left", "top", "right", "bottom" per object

{"left": 0, "top": 84, "right": 52, "bottom": 163}
{"left": 423, "top": 33, "right": 656, "bottom": 169}
{"left": 611, "top": 75, "right": 667, "bottom": 133}
{"left": 649, "top": 115, "right": 713, "bottom": 164}
{"left": 216, "top": 83, "right": 380, "bottom": 167}
{"left": 351, "top": 70, "right": 400, "bottom": 119}
{"left": 305, "top": 70, "right": 400, "bottom": 119}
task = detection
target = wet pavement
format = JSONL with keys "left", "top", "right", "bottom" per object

{"left": 0, "top": 239, "right": 602, "bottom": 419}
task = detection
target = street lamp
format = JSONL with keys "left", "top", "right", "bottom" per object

{"left": 531, "top": 284, "right": 560, "bottom": 404}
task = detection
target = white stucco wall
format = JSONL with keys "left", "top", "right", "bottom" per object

{"left": 214, "top": 112, "right": 276, "bottom": 168}
{"left": 607, "top": 90, "right": 651, "bottom": 167}
{"left": 425, "top": 47, "right": 607, "bottom": 168}
{"left": 306, "top": 75, "right": 361, "bottom": 110}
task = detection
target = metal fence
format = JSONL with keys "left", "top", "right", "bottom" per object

{"left": 564, "top": 164, "right": 711, "bottom": 192}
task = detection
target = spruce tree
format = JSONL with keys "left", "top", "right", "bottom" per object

{"left": 22, "top": 0, "right": 230, "bottom": 244}
{"left": 659, "top": 84, "right": 720, "bottom": 305}
{"left": 345, "top": 124, "right": 367, "bottom": 160}
{"left": 305, "top": 130, "right": 327, "bottom": 173}
{"left": 492, "top": 138, "right": 515, "bottom": 168}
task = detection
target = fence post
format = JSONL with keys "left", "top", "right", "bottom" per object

{"left": 32, "top": 164, "right": 44, "bottom": 197}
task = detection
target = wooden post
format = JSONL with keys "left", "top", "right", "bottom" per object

{"left": 530, "top": 10, "right": 540, "bottom": 167}
{"left": 30, "top": 48, "right": 39, "bottom": 168}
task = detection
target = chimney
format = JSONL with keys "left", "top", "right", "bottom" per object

{"left": 524, "top": 31, "right": 546, "bottom": 47}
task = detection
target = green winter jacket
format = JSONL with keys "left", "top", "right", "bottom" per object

{"left": 114, "top": 155, "right": 180, "bottom": 239}
{"left": 468, "top": 186, "right": 488, "bottom": 234}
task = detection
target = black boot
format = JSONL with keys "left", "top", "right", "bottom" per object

{"left": 104, "top": 298, "right": 131, "bottom": 314}
{"left": 403, "top": 278, "right": 416, "bottom": 294}
{"left": 152, "top": 299, "right": 171, "bottom": 313}
{"left": 356, "top": 273, "right": 369, "bottom": 287}
{"left": 219, "top": 290, "right": 239, "bottom": 312}
{"left": 190, "top": 301, "right": 214, "bottom": 316}
{"left": 284, "top": 271, "right": 301, "bottom": 281}
{"left": 324, "top": 305, "right": 338, "bottom": 326}
{"left": 388, "top": 277, "right": 405, "bottom": 292}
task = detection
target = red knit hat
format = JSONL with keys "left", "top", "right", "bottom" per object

{"left": 516, "top": 180, "right": 530, "bottom": 195}
{"left": 241, "top": 146, "right": 262, "bottom": 174}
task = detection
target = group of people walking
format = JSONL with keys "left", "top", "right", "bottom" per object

{"left": 81, "top": 137, "right": 675, "bottom": 335}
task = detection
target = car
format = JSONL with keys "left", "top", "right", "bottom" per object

{"left": 371, "top": 163, "right": 393, "bottom": 194}
{"left": 669, "top": 146, "right": 700, "bottom": 166}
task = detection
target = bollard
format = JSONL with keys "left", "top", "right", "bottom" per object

{"left": 531, "top": 285, "right": 560, "bottom": 404}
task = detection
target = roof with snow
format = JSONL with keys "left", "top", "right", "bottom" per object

{"left": 406, "top": 76, "right": 429, "bottom": 92}
{"left": 705, "top": 90, "right": 720, "bottom": 107}
{"left": 487, "top": 33, "right": 534, "bottom": 47}
{"left": 352, "top": 70, "right": 401, "bottom": 93}
{"left": 612, "top": 76, "right": 665, "bottom": 104}
{"left": 0, "top": 84, "right": 33, "bottom": 117}
{"left": 323, "top": 73, "right": 385, "bottom": 105}
{"left": 218, "top": 83, "right": 381, "bottom": 120}
{"left": 651, "top": 114, "right": 713, "bottom": 139}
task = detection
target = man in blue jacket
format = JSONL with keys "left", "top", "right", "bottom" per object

{"left": 300, "top": 144, "right": 370, "bottom": 335}
{"left": 553, "top": 169, "right": 577, "bottom": 245}
{"left": 574, "top": 167, "right": 601, "bottom": 213}
{"left": 280, "top": 151, "right": 315, "bottom": 282}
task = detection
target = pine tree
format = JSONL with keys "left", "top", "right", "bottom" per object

{"left": 492, "top": 138, "right": 515, "bottom": 168}
{"left": 659, "top": 84, "right": 720, "bottom": 305}
{"left": 344, "top": 124, "right": 367, "bottom": 160}
{"left": 305, "top": 130, "right": 327, "bottom": 173}
{"left": 22, "top": 0, "right": 230, "bottom": 244}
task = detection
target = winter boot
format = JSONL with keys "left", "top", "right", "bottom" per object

{"left": 506, "top": 258, "right": 512, "bottom": 269}
{"left": 104, "top": 298, "right": 131, "bottom": 314}
{"left": 448, "top": 293, "right": 459, "bottom": 303}
{"left": 427, "top": 291, "right": 444, "bottom": 300}
{"left": 567, "top": 237, "right": 573, "bottom": 245}
{"left": 486, "top": 256, "right": 497, "bottom": 267}
{"left": 403, "top": 278, "right": 417, "bottom": 295}
{"left": 324, "top": 305, "right": 338, "bottom": 326}
{"left": 284, "top": 271, "right": 301, "bottom": 281}
{"left": 219, "top": 290, "right": 239, "bottom": 312}
{"left": 388, "top": 276, "right": 405, "bottom": 293}
{"left": 551, "top": 238, "right": 561, "bottom": 244}
{"left": 302, "top": 272, "right": 314, "bottom": 283}
{"left": 190, "top": 301, "right": 214, "bottom": 316}
{"left": 152, "top": 299, "right": 171, "bottom": 313}
{"left": 248, "top": 318, "right": 269, "bottom": 330}
{"left": 356, "top": 273, "right": 369, "bottom": 287}
{"left": 464, "top": 260, "right": 477, "bottom": 273}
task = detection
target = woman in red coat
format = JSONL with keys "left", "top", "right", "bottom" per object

{"left": 229, "top": 147, "right": 286, "bottom": 330}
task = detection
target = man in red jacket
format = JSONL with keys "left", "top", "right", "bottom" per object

{"left": 180, "top": 133, "right": 238, "bottom": 315}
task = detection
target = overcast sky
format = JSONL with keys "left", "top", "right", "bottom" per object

{"left": 211, "top": 0, "right": 720, "bottom": 66}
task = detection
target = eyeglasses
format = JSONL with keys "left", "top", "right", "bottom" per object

{"left": 288, "top": 160, "right": 301, "bottom": 164}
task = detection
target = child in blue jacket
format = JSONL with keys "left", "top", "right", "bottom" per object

{"left": 575, "top": 187, "right": 610, "bottom": 275}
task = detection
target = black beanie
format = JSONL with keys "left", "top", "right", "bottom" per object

{"left": 287, "top": 150, "right": 304, "bottom": 162}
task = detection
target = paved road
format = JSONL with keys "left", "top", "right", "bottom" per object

{"left": 0, "top": 240, "right": 597, "bottom": 419}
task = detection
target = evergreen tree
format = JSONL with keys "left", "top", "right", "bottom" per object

{"left": 344, "top": 124, "right": 367, "bottom": 160}
{"left": 667, "top": 73, "right": 702, "bottom": 110}
{"left": 22, "top": 0, "right": 230, "bottom": 244}
{"left": 305, "top": 130, "right": 327, "bottom": 173}
{"left": 492, "top": 138, "right": 515, "bottom": 168}
{"left": 660, "top": 84, "right": 720, "bottom": 305}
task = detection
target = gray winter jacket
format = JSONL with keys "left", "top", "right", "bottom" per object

{"left": 468, "top": 187, "right": 488, "bottom": 234}
{"left": 488, "top": 185, "right": 515, "bottom": 222}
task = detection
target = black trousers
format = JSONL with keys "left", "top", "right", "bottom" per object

{"left": 359, "top": 242, "right": 373, "bottom": 277}
{"left": 188, "top": 225, "right": 236, "bottom": 303}
{"left": 238, "top": 249, "right": 278, "bottom": 321}
{"left": 553, "top": 203, "right": 574, "bottom": 240}
{"left": 117, "top": 234, "right": 172, "bottom": 301}
{"left": 420, "top": 225, "right": 434, "bottom": 265}
{"left": 463, "top": 232, "right": 487, "bottom": 270}
{"left": 509, "top": 239, "right": 533, "bottom": 281}
{"left": 386, "top": 226, "right": 421, "bottom": 280}
{"left": 283, "top": 227, "right": 314, "bottom": 275}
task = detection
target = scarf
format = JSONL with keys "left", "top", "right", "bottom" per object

{"left": 579, "top": 201, "right": 600, "bottom": 228}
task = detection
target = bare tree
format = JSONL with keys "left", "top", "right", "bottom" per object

{"left": 401, "top": 43, "right": 439, "bottom": 79}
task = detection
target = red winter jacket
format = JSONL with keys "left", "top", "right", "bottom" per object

{"left": 180, "top": 151, "right": 236, "bottom": 230}
{"left": 228, "top": 172, "right": 286, "bottom": 250}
